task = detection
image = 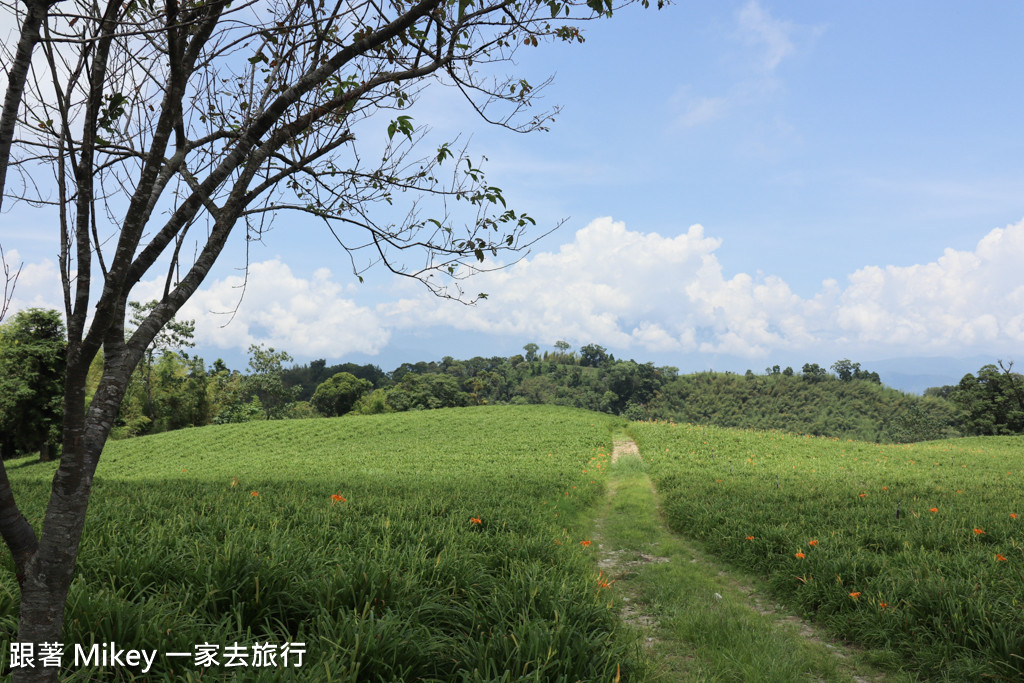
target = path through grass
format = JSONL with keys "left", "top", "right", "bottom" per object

{"left": 631, "top": 422, "right": 1024, "bottom": 680}
{"left": 595, "top": 439, "right": 903, "bottom": 682}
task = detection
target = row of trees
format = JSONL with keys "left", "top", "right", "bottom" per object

{"left": 926, "top": 361, "right": 1024, "bottom": 436}
{"left": 0, "top": 305, "right": 312, "bottom": 452}
{"left": 6, "top": 318, "right": 1023, "bottom": 458}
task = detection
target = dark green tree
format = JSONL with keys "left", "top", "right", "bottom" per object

{"left": 311, "top": 372, "right": 373, "bottom": 417}
{"left": 0, "top": 309, "right": 66, "bottom": 460}
{"left": 579, "top": 343, "right": 609, "bottom": 368}
{"left": 127, "top": 300, "right": 195, "bottom": 422}
{"left": 831, "top": 359, "right": 858, "bottom": 381}
{"left": 245, "top": 344, "right": 299, "bottom": 420}
{"left": 950, "top": 363, "right": 1024, "bottom": 435}
{"left": 802, "top": 363, "right": 829, "bottom": 383}
{"left": 884, "top": 400, "right": 956, "bottom": 443}
{"left": 386, "top": 373, "right": 470, "bottom": 411}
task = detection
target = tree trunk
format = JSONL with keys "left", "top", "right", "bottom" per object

{"left": 11, "top": 354, "right": 122, "bottom": 682}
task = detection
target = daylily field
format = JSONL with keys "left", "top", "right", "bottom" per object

{"left": 1, "top": 406, "right": 1021, "bottom": 680}
{"left": 632, "top": 421, "right": 1024, "bottom": 680}
{"left": 1, "top": 406, "right": 636, "bottom": 681}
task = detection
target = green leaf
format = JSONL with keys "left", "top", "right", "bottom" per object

{"left": 388, "top": 115, "right": 414, "bottom": 141}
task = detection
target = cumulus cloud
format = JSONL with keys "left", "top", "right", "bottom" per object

{"left": 135, "top": 260, "right": 391, "bottom": 357}
{"left": 833, "top": 220, "right": 1024, "bottom": 350}
{"left": 381, "top": 217, "right": 817, "bottom": 357}
{"left": 5, "top": 218, "right": 1024, "bottom": 362}
{"left": 382, "top": 216, "right": 1024, "bottom": 359}
{"left": 1, "top": 250, "right": 64, "bottom": 313}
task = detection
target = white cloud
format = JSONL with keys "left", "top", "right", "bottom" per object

{"left": 671, "top": 3, "right": 822, "bottom": 131}
{"left": 382, "top": 216, "right": 1024, "bottom": 360}
{"left": 735, "top": 0, "right": 796, "bottom": 72}
{"left": 832, "top": 219, "right": 1024, "bottom": 353}
{"left": 6, "top": 218, "right": 1024, "bottom": 363}
{"left": 1, "top": 249, "right": 64, "bottom": 313}
{"left": 381, "top": 217, "right": 807, "bottom": 357}
{"left": 163, "top": 260, "right": 390, "bottom": 357}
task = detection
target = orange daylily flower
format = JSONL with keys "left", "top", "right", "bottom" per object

{"left": 331, "top": 493, "right": 346, "bottom": 505}
{"left": 929, "top": 507, "right": 938, "bottom": 513}
{"left": 580, "top": 540, "right": 592, "bottom": 547}
{"left": 250, "top": 491, "right": 259, "bottom": 497}
{"left": 470, "top": 517, "right": 482, "bottom": 525}
{"left": 996, "top": 554, "right": 1008, "bottom": 562}
{"left": 745, "top": 536, "right": 755, "bottom": 541}
{"left": 878, "top": 601, "right": 888, "bottom": 609}
{"left": 859, "top": 493, "right": 866, "bottom": 498}
{"left": 808, "top": 540, "right": 819, "bottom": 546}
{"left": 794, "top": 552, "right": 806, "bottom": 559}
{"left": 973, "top": 528, "right": 985, "bottom": 535}
{"left": 1011, "top": 513, "right": 1018, "bottom": 520}
{"left": 849, "top": 592, "right": 861, "bottom": 599}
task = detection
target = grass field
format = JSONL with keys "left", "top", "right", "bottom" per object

{"left": 5, "top": 407, "right": 1022, "bottom": 681}
{"left": 630, "top": 421, "right": 1024, "bottom": 680}
{"left": 1, "top": 406, "right": 641, "bottom": 681}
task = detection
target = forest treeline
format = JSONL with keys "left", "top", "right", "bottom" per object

{"left": 2, "top": 307, "right": 1023, "bottom": 457}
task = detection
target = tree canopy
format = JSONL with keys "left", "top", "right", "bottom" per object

{"left": 311, "top": 371, "right": 373, "bottom": 416}
{"left": 0, "top": 308, "right": 66, "bottom": 460}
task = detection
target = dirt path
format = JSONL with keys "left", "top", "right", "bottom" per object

{"left": 592, "top": 438, "right": 891, "bottom": 682}
{"left": 611, "top": 438, "right": 639, "bottom": 463}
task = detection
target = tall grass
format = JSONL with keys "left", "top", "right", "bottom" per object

{"left": 631, "top": 421, "right": 1024, "bottom": 680}
{"left": 2, "top": 406, "right": 642, "bottom": 681}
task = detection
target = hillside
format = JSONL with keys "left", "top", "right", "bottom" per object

{"left": 4, "top": 407, "right": 1020, "bottom": 680}
{"left": 645, "top": 370, "right": 959, "bottom": 442}
{"left": 631, "top": 421, "right": 1024, "bottom": 679}
{"left": 283, "top": 356, "right": 964, "bottom": 443}
{"left": 2, "top": 406, "right": 639, "bottom": 681}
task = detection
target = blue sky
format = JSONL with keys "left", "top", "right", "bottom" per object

{"left": 3, "top": 1, "right": 1024, "bottom": 387}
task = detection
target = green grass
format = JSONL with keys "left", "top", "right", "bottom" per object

{"left": 1, "top": 406, "right": 643, "bottom": 681}
{"left": 630, "top": 421, "right": 1024, "bottom": 680}
{"left": 598, "top": 450, "right": 905, "bottom": 683}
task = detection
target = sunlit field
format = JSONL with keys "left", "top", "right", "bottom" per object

{"left": 1, "top": 406, "right": 640, "bottom": 682}
{"left": 631, "top": 421, "right": 1024, "bottom": 680}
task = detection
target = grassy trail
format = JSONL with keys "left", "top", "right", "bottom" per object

{"left": 594, "top": 438, "right": 904, "bottom": 683}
